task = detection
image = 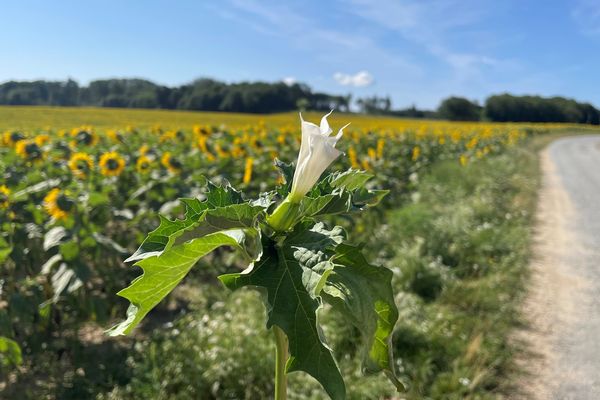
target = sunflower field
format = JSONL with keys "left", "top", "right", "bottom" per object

{"left": 0, "top": 111, "right": 583, "bottom": 399}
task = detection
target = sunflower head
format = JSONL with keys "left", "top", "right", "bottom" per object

{"left": 53, "top": 141, "right": 72, "bottom": 160}
{"left": 34, "top": 134, "right": 51, "bottom": 146}
{"left": 411, "top": 146, "right": 421, "bottom": 162}
{"left": 0, "top": 185, "right": 10, "bottom": 209}
{"left": 68, "top": 152, "right": 94, "bottom": 179}
{"left": 44, "top": 188, "right": 74, "bottom": 220}
{"left": 3, "top": 131, "right": 25, "bottom": 147}
{"left": 10, "top": 131, "right": 25, "bottom": 144}
{"left": 71, "top": 127, "right": 99, "bottom": 147}
{"left": 99, "top": 151, "right": 126, "bottom": 177}
{"left": 160, "top": 152, "right": 182, "bottom": 174}
{"left": 159, "top": 130, "right": 177, "bottom": 143}
{"left": 136, "top": 155, "right": 152, "bottom": 174}
{"left": 106, "top": 129, "right": 124, "bottom": 143}
{"left": 15, "top": 140, "right": 44, "bottom": 161}
{"left": 193, "top": 125, "right": 211, "bottom": 137}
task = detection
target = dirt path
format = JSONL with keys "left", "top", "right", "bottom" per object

{"left": 518, "top": 136, "right": 600, "bottom": 399}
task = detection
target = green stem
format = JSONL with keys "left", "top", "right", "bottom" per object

{"left": 273, "top": 325, "right": 288, "bottom": 400}
{"left": 266, "top": 195, "right": 301, "bottom": 232}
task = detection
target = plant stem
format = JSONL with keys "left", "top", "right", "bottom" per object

{"left": 273, "top": 325, "right": 288, "bottom": 400}
{"left": 266, "top": 195, "right": 301, "bottom": 232}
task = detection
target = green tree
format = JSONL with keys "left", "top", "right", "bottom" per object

{"left": 437, "top": 97, "right": 481, "bottom": 121}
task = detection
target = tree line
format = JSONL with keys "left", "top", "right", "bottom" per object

{"left": 482, "top": 94, "right": 599, "bottom": 124}
{"left": 0, "top": 78, "right": 351, "bottom": 113}
{"left": 360, "top": 94, "right": 600, "bottom": 125}
{"left": 0, "top": 78, "right": 598, "bottom": 124}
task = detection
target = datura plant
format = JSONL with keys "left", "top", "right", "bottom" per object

{"left": 108, "top": 112, "right": 402, "bottom": 400}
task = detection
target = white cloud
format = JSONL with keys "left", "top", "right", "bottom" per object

{"left": 282, "top": 77, "right": 296, "bottom": 86}
{"left": 333, "top": 71, "right": 374, "bottom": 87}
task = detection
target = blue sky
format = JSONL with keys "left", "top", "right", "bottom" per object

{"left": 2, "top": 0, "right": 600, "bottom": 108}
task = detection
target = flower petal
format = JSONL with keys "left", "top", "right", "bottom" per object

{"left": 320, "top": 110, "right": 334, "bottom": 136}
{"left": 298, "top": 112, "right": 321, "bottom": 168}
{"left": 292, "top": 135, "right": 341, "bottom": 198}
{"left": 290, "top": 112, "right": 347, "bottom": 201}
{"left": 335, "top": 123, "right": 350, "bottom": 142}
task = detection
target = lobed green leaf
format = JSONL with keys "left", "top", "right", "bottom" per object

{"left": 300, "top": 169, "right": 389, "bottom": 219}
{"left": 219, "top": 223, "right": 347, "bottom": 400}
{"left": 324, "top": 243, "right": 402, "bottom": 389}
{"left": 108, "top": 229, "right": 257, "bottom": 336}
{"left": 126, "top": 183, "right": 265, "bottom": 262}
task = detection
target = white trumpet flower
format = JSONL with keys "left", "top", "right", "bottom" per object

{"left": 266, "top": 111, "right": 349, "bottom": 232}
{"left": 289, "top": 111, "right": 349, "bottom": 202}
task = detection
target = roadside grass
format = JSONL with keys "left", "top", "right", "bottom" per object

{"left": 91, "top": 136, "right": 551, "bottom": 400}
{"left": 384, "top": 142, "right": 541, "bottom": 399}
{"left": 386, "top": 131, "right": 591, "bottom": 399}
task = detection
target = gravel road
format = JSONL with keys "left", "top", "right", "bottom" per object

{"left": 520, "top": 135, "right": 600, "bottom": 399}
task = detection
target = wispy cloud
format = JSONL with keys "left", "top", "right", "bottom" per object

{"left": 572, "top": 0, "right": 600, "bottom": 36}
{"left": 206, "top": 0, "right": 549, "bottom": 108}
{"left": 214, "top": 0, "right": 421, "bottom": 76}
{"left": 343, "top": 0, "right": 502, "bottom": 78}
{"left": 333, "top": 71, "right": 374, "bottom": 87}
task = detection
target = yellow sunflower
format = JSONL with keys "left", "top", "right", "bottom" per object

{"left": 136, "top": 155, "right": 153, "bottom": 174}
{"left": 159, "top": 130, "right": 177, "bottom": 143}
{"left": 193, "top": 124, "right": 214, "bottom": 138}
{"left": 3, "top": 131, "right": 25, "bottom": 147}
{"left": 34, "top": 134, "right": 51, "bottom": 146}
{"left": 347, "top": 146, "right": 360, "bottom": 169}
{"left": 0, "top": 185, "right": 10, "bottom": 209}
{"left": 70, "top": 127, "right": 99, "bottom": 147}
{"left": 68, "top": 152, "right": 94, "bottom": 178}
{"left": 411, "top": 146, "right": 421, "bottom": 161}
{"left": 15, "top": 140, "right": 44, "bottom": 162}
{"left": 161, "top": 152, "right": 182, "bottom": 174}
{"left": 44, "top": 188, "right": 74, "bottom": 220}
{"left": 196, "top": 135, "right": 213, "bottom": 157}
{"left": 106, "top": 129, "right": 124, "bottom": 143}
{"left": 99, "top": 151, "right": 126, "bottom": 177}
{"left": 376, "top": 138, "right": 385, "bottom": 159}
{"left": 243, "top": 157, "right": 254, "bottom": 184}
{"left": 367, "top": 147, "right": 377, "bottom": 161}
